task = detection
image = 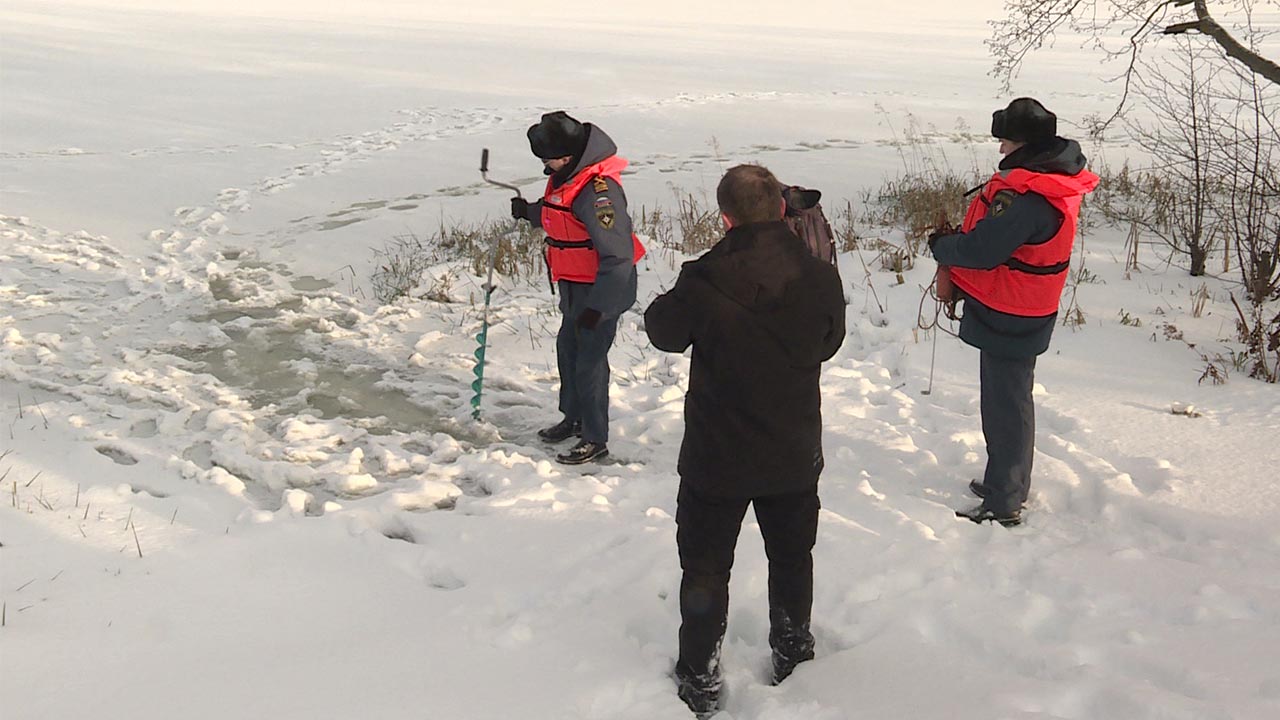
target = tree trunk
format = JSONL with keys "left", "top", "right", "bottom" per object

{"left": 1189, "top": 243, "right": 1207, "bottom": 276}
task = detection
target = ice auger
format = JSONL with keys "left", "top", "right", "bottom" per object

{"left": 471, "top": 148, "right": 525, "bottom": 420}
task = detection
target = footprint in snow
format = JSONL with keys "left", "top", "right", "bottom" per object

{"left": 96, "top": 445, "right": 138, "bottom": 466}
{"left": 129, "top": 418, "right": 159, "bottom": 438}
{"left": 426, "top": 565, "right": 466, "bottom": 591}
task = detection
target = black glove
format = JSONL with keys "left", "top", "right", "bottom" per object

{"left": 577, "top": 308, "right": 602, "bottom": 330}
{"left": 927, "top": 224, "right": 956, "bottom": 252}
{"left": 511, "top": 197, "right": 529, "bottom": 220}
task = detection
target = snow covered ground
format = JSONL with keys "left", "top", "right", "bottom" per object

{"left": 3, "top": 2, "right": 1279, "bottom": 719}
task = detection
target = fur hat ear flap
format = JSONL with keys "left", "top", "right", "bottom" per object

{"left": 527, "top": 111, "right": 587, "bottom": 160}
{"left": 991, "top": 97, "right": 1057, "bottom": 143}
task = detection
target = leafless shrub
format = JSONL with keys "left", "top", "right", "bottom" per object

{"left": 1114, "top": 40, "right": 1225, "bottom": 276}
{"left": 1118, "top": 309, "right": 1143, "bottom": 327}
{"left": 1087, "top": 24, "right": 1279, "bottom": 381}
{"left": 423, "top": 269, "right": 459, "bottom": 304}
{"left": 371, "top": 234, "right": 432, "bottom": 305}
{"left": 1071, "top": 267, "right": 1105, "bottom": 285}
{"left": 673, "top": 193, "right": 722, "bottom": 255}
{"left": 1191, "top": 283, "right": 1211, "bottom": 318}
{"left": 1092, "top": 162, "right": 1222, "bottom": 276}
{"left": 1231, "top": 292, "right": 1280, "bottom": 382}
{"left": 635, "top": 205, "right": 674, "bottom": 251}
{"left": 1124, "top": 221, "right": 1142, "bottom": 272}
{"left": 833, "top": 200, "right": 864, "bottom": 253}
{"left": 371, "top": 220, "right": 545, "bottom": 305}
{"left": 1199, "top": 356, "right": 1229, "bottom": 385}
{"left": 864, "top": 175, "right": 977, "bottom": 254}
{"left": 1061, "top": 286, "right": 1087, "bottom": 329}
{"left": 875, "top": 242, "right": 913, "bottom": 281}
{"left": 635, "top": 192, "right": 722, "bottom": 257}
{"left": 863, "top": 109, "right": 985, "bottom": 257}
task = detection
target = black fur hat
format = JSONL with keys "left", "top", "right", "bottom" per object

{"left": 991, "top": 98, "right": 1057, "bottom": 143}
{"left": 527, "top": 111, "right": 588, "bottom": 160}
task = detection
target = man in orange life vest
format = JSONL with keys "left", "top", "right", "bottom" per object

{"left": 928, "top": 97, "right": 1099, "bottom": 526}
{"left": 510, "top": 111, "right": 646, "bottom": 465}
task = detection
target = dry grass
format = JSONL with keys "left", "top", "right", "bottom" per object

{"left": 636, "top": 191, "right": 722, "bottom": 257}
{"left": 371, "top": 219, "right": 545, "bottom": 305}
{"left": 862, "top": 173, "right": 978, "bottom": 254}
{"left": 861, "top": 108, "right": 986, "bottom": 256}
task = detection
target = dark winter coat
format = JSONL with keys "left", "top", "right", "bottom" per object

{"left": 930, "top": 138, "right": 1088, "bottom": 358}
{"left": 517, "top": 124, "right": 638, "bottom": 319}
{"left": 644, "top": 221, "right": 846, "bottom": 498}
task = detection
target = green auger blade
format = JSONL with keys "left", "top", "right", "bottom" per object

{"left": 471, "top": 323, "right": 490, "bottom": 420}
{"left": 470, "top": 374, "right": 484, "bottom": 420}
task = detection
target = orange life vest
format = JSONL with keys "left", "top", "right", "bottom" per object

{"left": 541, "top": 155, "right": 646, "bottom": 284}
{"left": 949, "top": 167, "right": 1099, "bottom": 317}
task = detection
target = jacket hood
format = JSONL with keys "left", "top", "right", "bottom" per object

{"left": 692, "top": 221, "right": 834, "bottom": 366}
{"left": 550, "top": 124, "right": 619, "bottom": 186}
{"left": 999, "top": 137, "right": 1088, "bottom": 176}
{"left": 997, "top": 138, "right": 1098, "bottom": 199}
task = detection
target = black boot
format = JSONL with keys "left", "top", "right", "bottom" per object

{"left": 556, "top": 439, "right": 608, "bottom": 465}
{"left": 968, "top": 479, "right": 989, "bottom": 499}
{"left": 673, "top": 666, "right": 722, "bottom": 718}
{"left": 768, "top": 645, "right": 808, "bottom": 681}
{"left": 956, "top": 503, "right": 1021, "bottom": 527}
{"left": 770, "top": 641, "right": 815, "bottom": 685}
{"left": 537, "top": 418, "right": 581, "bottom": 443}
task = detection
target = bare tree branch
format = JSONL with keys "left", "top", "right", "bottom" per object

{"left": 1095, "top": 0, "right": 1189, "bottom": 132}
{"left": 1162, "top": 1, "right": 1280, "bottom": 86}
{"left": 989, "top": 1, "right": 1278, "bottom": 121}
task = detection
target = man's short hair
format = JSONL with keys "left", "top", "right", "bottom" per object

{"left": 717, "top": 164, "right": 784, "bottom": 226}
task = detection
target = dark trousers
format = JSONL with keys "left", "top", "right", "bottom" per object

{"left": 979, "top": 350, "right": 1037, "bottom": 515}
{"left": 555, "top": 282, "right": 619, "bottom": 444}
{"left": 675, "top": 482, "right": 819, "bottom": 680}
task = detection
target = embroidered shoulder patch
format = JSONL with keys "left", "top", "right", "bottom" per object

{"left": 596, "top": 205, "right": 616, "bottom": 229}
{"left": 592, "top": 176, "right": 609, "bottom": 193}
{"left": 988, "top": 190, "right": 1017, "bottom": 218}
{"left": 594, "top": 196, "right": 613, "bottom": 209}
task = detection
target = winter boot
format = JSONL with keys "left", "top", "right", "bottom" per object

{"left": 556, "top": 439, "right": 608, "bottom": 465}
{"left": 674, "top": 666, "right": 722, "bottom": 719}
{"left": 956, "top": 503, "right": 1021, "bottom": 527}
{"left": 537, "top": 418, "right": 581, "bottom": 443}
{"left": 968, "top": 479, "right": 989, "bottom": 499}
{"left": 769, "top": 628, "right": 815, "bottom": 685}
{"left": 770, "top": 643, "right": 815, "bottom": 685}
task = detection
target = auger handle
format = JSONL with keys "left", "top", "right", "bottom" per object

{"left": 479, "top": 148, "right": 524, "bottom": 198}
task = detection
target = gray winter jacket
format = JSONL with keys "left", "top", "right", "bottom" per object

{"left": 518, "top": 124, "right": 639, "bottom": 319}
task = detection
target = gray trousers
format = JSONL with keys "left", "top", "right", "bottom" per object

{"left": 556, "top": 281, "right": 619, "bottom": 444}
{"left": 980, "top": 351, "right": 1037, "bottom": 515}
